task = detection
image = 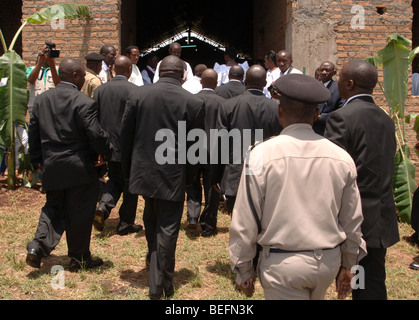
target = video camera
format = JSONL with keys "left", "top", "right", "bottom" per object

{"left": 268, "top": 85, "right": 279, "bottom": 96}
{"left": 42, "top": 41, "right": 60, "bottom": 58}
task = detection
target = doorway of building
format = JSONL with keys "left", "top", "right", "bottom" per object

{"left": 121, "top": 0, "right": 254, "bottom": 71}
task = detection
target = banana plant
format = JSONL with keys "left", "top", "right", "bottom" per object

{"left": 366, "top": 34, "right": 419, "bottom": 224}
{"left": 0, "top": 3, "right": 91, "bottom": 189}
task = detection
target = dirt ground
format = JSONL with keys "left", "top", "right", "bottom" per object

{"left": 1, "top": 175, "right": 418, "bottom": 301}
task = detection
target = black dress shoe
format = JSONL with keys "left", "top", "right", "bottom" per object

{"left": 186, "top": 219, "right": 198, "bottom": 229}
{"left": 69, "top": 257, "right": 104, "bottom": 272}
{"left": 403, "top": 233, "right": 419, "bottom": 246}
{"left": 93, "top": 208, "right": 105, "bottom": 231}
{"left": 201, "top": 230, "right": 218, "bottom": 237}
{"left": 117, "top": 224, "right": 143, "bottom": 236}
{"left": 409, "top": 262, "right": 419, "bottom": 270}
{"left": 26, "top": 248, "right": 41, "bottom": 268}
{"left": 149, "top": 292, "right": 162, "bottom": 300}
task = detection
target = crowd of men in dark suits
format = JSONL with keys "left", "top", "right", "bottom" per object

{"left": 23, "top": 42, "right": 414, "bottom": 300}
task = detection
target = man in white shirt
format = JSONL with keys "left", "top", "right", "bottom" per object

{"left": 213, "top": 46, "right": 249, "bottom": 87}
{"left": 125, "top": 45, "right": 144, "bottom": 86}
{"left": 153, "top": 42, "right": 193, "bottom": 83}
{"left": 98, "top": 45, "right": 117, "bottom": 84}
{"left": 276, "top": 50, "right": 303, "bottom": 77}
{"left": 230, "top": 74, "right": 366, "bottom": 300}
{"left": 182, "top": 64, "right": 207, "bottom": 94}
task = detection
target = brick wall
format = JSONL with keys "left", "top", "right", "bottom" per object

{"left": 328, "top": 1, "right": 419, "bottom": 175}
{"left": 22, "top": 0, "right": 121, "bottom": 67}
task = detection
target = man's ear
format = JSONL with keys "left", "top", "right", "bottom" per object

{"left": 346, "top": 79, "right": 355, "bottom": 91}
{"left": 313, "top": 107, "right": 320, "bottom": 123}
{"left": 277, "top": 104, "right": 283, "bottom": 118}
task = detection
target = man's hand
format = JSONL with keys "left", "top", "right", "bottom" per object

{"left": 95, "top": 155, "right": 106, "bottom": 167}
{"left": 336, "top": 267, "right": 353, "bottom": 299}
{"left": 235, "top": 277, "right": 255, "bottom": 297}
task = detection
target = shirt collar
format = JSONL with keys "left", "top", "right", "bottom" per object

{"left": 342, "top": 94, "right": 373, "bottom": 107}
{"left": 280, "top": 67, "right": 293, "bottom": 76}
{"left": 247, "top": 88, "right": 264, "bottom": 94}
{"left": 60, "top": 81, "right": 78, "bottom": 89}
{"left": 281, "top": 123, "right": 313, "bottom": 135}
{"left": 323, "top": 80, "right": 331, "bottom": 87}
{"left": 102, "top": 61, "right": 110, "bottom": 70}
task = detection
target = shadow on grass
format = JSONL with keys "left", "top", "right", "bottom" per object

{"left": 120, "top": 267, "right": 199, "bottom": 293}
{"left": 93, "top": 217, "right": 146, "bottom": 239}
{"left": 26, "top": 254, "right": 114, "bottom": 279}
{"left": 206, "top": 260, "right": 234, "bottom": 280}
{"left": 120, "top": 268, "right": 148, "bottom": 289}
{"left": 174, "top": 267, "right": 202, "bottom": 289}
{"left": 181, "top": 222, "right": 229, "bottom": 240}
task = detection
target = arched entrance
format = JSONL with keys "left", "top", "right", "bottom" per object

{"left": 120, "top": 0, "right": 255, "bottom": 70}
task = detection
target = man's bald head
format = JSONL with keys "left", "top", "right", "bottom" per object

{"left": 114, "top": 55, "right": 133, "bottom": 78}
{"left": 338, "top": 60, "right": 378, "bottom": 99}
{"left": 194, "top": 64, "right": 207, "bottom": 77}
{"left": 245, "top": 65, "right": 267, "bottom": 90}
{"left": 168, "top": 42, "right": 182, "bottom": 58}
{"left": 229, "top": 65, "right": 244, "bottom": 81}
{"left": 276, "top": 50, "right": 293, "bottom": 74}
{"left": 159, "top": 55, "right": 185, "bottom": 82}
{"left": 201, "top": 68, "right": 218, "bottom": 90}
{"left": 59, "top": 58, "right": 86, "bottom": 90}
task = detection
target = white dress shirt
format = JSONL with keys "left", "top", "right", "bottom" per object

{"left": 128, "top": 64, "right": 144, "bottom": 86}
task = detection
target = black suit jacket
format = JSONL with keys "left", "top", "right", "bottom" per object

{"left": 313, "top": 80, "right": 345, "bottom": 135}
{"left": 120, "top": 77, "right": 205, "bottom": 202}
{"left": 29, "top": 82, "right": 112, "bottom": 191}
{"left": 214, "top": 89, "right": 282, "bottom": 197}
{"left": 197, "top": 89, "right": 225, "bottom": 160}
{"left": 215, "top": 80, "right": 245, "bottom": 99}
{"left": 324, "top": 95, "right": 399, "bottom": 248}
{"left": 93, "top": 76, "right": 138, "bottom": 162}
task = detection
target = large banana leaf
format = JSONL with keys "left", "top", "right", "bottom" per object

{"left": 393, "top": 145, "right": 417, "bottom": 223}
{"left": 0, "top": 50, "right": 28, "bottom": 149}
{"left": 0, "top": 3, "right": 92, "bottom": 189}
{"left": 24, "top": 3, "right": 91, "bottom": 24}
{"left": 366, "top": 34, "right": 419, "bottom": 225}
{"left": 367, "top": 34, "right": 419, "bottom": 118}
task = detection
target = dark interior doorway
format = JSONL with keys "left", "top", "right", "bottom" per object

{"left": 121, "top": 0, "right": 254, "bottom": 71}
{"left": 0, "top": 0, "right": 23, "bottom": 56}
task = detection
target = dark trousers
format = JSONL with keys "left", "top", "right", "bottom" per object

{"left": 186, "top": 167, "right": 206, "bottom": 223}
{"left": 226, "top": 195, "right": 236, "bottom": 214}
{"left": 27, "top": 180, "right": 99, "bottom": 261}
{"left": 187, "top": 166, "right": 220, "bottom": 232}
{"left": 97, "top": 162, "right": 138, "bottom": 232}
{"left": 352, "top": 246, "right": 387, "bottom": 300}
{"left": 143, "top": 197, "right": 184, "bottom": 297}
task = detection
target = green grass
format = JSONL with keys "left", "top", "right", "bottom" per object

{"left": 0, "top": 187, "right": 418, "bottom": 300}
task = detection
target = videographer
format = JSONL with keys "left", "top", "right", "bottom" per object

{"left": 27, "top": 42, "right": 60, "bottom": 116}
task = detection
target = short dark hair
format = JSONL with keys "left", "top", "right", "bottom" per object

{"left": 229, "top": 65, "right": 244, "bottom": 80}
{"left": 100, "top": 45, "right": 115, "bottom": 54}
{"left": 125, "top": 45, "right": 139, "bottom": 55}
